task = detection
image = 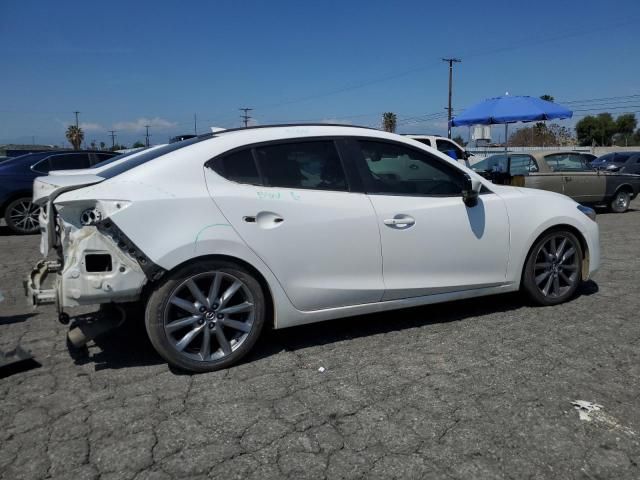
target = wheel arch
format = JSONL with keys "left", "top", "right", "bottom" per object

{"left": 147, "top": 253, "right": 276, "bottom": 330}
{"left": 521, "top": 224, "right": 590, "bottom": 284}
{"left": 614, "top": 183, "right": 636, "bottom": 199}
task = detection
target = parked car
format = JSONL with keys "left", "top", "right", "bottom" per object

{"left": 0, "top": 150, "right": 118, "bottom": 234}
{"left": 27, "top": 125, "right": 599, "bottom": 372}
{"left": 403, "top": 135, "right": 472, "bottom": 163}
{"left": 590, "top": 151, "right": 640, "bottom": 175}
{"left": 472, "top": 151, "right": 640, "bottom": 212}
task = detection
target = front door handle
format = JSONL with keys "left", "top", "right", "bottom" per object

{"left": 383, "top": 215, "right": 416, "bottom": 228}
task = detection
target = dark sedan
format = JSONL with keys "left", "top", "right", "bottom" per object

{"left": 590, "top": 151, "right": 640, "bottom": 175}
{"left": 0, "top": 150, "right": 117, "bottom": 234}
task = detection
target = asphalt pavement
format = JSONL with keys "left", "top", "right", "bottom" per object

{"left": 1, "top": 203, "right": 639, "bottom": 480}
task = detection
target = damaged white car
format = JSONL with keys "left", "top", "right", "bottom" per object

{"left": 27, "top": 125, "right": 600, "bottom": 372}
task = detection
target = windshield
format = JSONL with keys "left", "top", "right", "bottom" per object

{"left": 98, "top": 135, "right": 213, "bottom": 179}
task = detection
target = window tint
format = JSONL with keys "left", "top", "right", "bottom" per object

{"left": 413, "top": 139, "right": 432, "bottom": 147}
{"left": 49, "top": 153, "right": 91, "bottom": 171}
{"left": 358, "top": 140, "right": 464, "bottom": 195}
{"left": 211, "top": 149, "right": 260, "bottom": 185}
{"left": 471, "top": 154, "right": 537, "bottom": 175}
{"left": 435, "top": 139, "right": 463, "bottom": 160}
{"left": 254, "top": 141, "right": 347, "bottom": 191}
{"left": 613, "top": 153, "right": 631, "bottom": 164}
{"left": 545, "top": 153, "right": 586, "bottom": 171}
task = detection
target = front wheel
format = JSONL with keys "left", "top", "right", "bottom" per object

{"left": 145, "top": 260, "right": 266, "bottom": 372}
{"left": 522, "top": 230, "right": 583, "bottom": 306}
{"left": 609, "top": 190, "right": 631, "bottom": 213}
{"left": 4, "top": 197, "right": 40, "bottom": 234}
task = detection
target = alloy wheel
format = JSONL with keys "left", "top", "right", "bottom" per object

{"left": 533, "top": 234, "right": 580, "bottom": 298}
{"left": 9, "top": 200, "right": 40, "bottom": 233}
{"left": 163, "top": 271, "right": 255, "bottom": 362}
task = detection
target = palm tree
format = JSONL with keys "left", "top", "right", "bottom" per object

{"left": 382, "top": 112, "right": 397, "bottom": 133}
{"left": 65, "top": 125, "right": 84, "bottom": 150}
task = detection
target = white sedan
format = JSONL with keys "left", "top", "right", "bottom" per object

{"left": 27, "top": 125, "right": 600, "bottom": 372}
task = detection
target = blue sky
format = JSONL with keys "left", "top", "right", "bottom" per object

{"left": 1, "top": 0, "right": 639, "bottom": 147}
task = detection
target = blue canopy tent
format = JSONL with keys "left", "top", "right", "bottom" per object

{"left": 450, "top": 95, "right": 573, "bottom": 165}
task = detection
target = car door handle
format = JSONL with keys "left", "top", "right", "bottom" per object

{"left": 383, "top": 216, "right": 415, "bottom": 227}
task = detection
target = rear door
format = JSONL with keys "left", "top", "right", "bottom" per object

{"left": 204, "top": 139, "right": 384, "bottom": 311}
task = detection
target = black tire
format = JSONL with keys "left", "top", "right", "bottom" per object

{"left": 145, "top": 259, "right": 265, "bottom": 372}
{"left": 522, "top": 230, "right": 583, "bottom": 306}
{"left": 609, "top": 190, "right": 631, "bottom": 213}
{"left": 4, "top": 197, "right": 40, "bottom": 234}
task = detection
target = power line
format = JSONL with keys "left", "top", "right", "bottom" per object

{"left": 108, "top": 130, "right": 117, "bottom": 149}
{"left": 239, "top": 107, "right": 253, "bottom": 128}
{"left": 144, "top": 125, "right": 151, "bottom": 147}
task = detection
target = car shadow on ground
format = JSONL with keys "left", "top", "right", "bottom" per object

{"left": 0, "top": 313, "right": 37, "bottom": 326}
{"left": 71, "top": 281, "right": 599, "bottom": 373}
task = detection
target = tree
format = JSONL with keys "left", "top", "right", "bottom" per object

{"left": 614, "top": 114, "right": 638, "bottom": 146}
{"left": 65, "top": 125, "right": 84, "bottom": 150}
{"left": 452, "top": 135, "right": 466, "bottom": 147}
{"left": 508, "top": 122, "right": 574, "bottom": 147}
{"left": 99, "top": 141, "right": 106, "bottom": 150}
{"left": 540, "top": 94, "right": 555, "bottom": 102}
{"left": 90, "top": 140, "right": 97, "bottom": 149}
{"left": 382, "top": 112, "right": 397, "bottom": 133}
{"left": 576, "top": 113, "right": 618, "bottom": 146}
{"left": 110, "top": 144, "right": 127, "bottom": 151}
{"left": 132, "top": 141, "right": 145, "bottom": 148}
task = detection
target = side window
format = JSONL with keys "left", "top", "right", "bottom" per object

{"left": 435, "top": 139, "right": 463, "bottom": 160}
{"left": 49, "top": 154, "right": 91, "bottom": 171}
{"left": 210, "top": 149, "right": 261, "bottom": 185}
{"left": 545, "top": 154, "right": 584, "bottom": 172}
{"left": 613, "top": 153, "right": 631, "bottom": 164}
{"left": 358, "top": 140, "right": 464, "bottom": 196}
{"left": 254, "top": 141, "right": 347, "bottom": 191}
{"left": 509, "top": 155, "right": 538, "bottom": 175}
{"left": 413, "top": 139, "right": 433, "bottom": 148}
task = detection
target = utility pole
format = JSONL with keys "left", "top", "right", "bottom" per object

{"left": 442, "top": 58, "right": 461, "bottom": 139}
{"left": 194, "top": 114, "right": 198, "bottom": 135}
{"left": 73, "top": 111, "right": 80, "bottom": 128}
{"left": 109, "top": 130, "right": 117, "bottom": 149}
{"left": 144, "top": 125, "right": 151, "bottom": 147}
{"left": 239, "top": 107, "right": 253, "bottom": 128}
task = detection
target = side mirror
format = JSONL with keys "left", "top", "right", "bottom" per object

{"left": 606, "top": 164, "right": 620, "bottom": 172}
{"left": 464, "top": 151, "right": 474, "bottom": 160}
{"left": 462, "top": 173, "right": 482, "bottom": 208}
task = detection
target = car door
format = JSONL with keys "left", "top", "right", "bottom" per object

{"left": 526, "top": 154, "right": 564, "bottom": 194}
{"left": 204, "top": 139, "right": 384, "bottom": 311}
{"left": 550, "top": 153, "right": 605, "bottom": 203}
{"left": 352, "top": 139, "right": 510, "bottom": 300}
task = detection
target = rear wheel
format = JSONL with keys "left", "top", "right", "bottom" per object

{"left": 145, "top": 259, "right": 265, "bottom": 372}
{"left": 4, "top": 197, "right": 40, "bottom": 234}
{"left": 522, "top": 230, "right": 583, "bottom": 306}
{"left": 610, "top": 190, "right": 631, "bottom": 213}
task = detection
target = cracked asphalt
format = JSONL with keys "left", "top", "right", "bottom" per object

{"left": 1, "top": 203, "right": 639, "bottom": 480}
